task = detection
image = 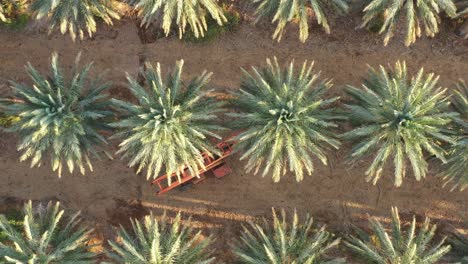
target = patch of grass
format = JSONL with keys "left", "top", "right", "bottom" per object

{"left": 183, "top": 8, "right": 240, "bottom": 43}
{"left": 0, "top": 13, "right": 29, "bottom": 30}
{"left": 0, "top": 209, "right": 23, "bottom": 242}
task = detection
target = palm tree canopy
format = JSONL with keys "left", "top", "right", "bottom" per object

{"left": 0, "top": 52, "right": 113, "bottom": 177}
{"left": 106, "top": 212, "right": 214, "bottom": 264}
{"left": 345, "top": 207, "right": 451, "bottom": 264}
{"left": 233, "top": 208, "right": 344, "bottom": 264}
{"left": 342, "top": 61, "right": 457, "bottom": 187}
{"left": 111, "top": 60, "right": 225, "bottom": 182}
{"left": 254, "top": 0, "right": 349, "bottom": 42}
{"left": 30, "top": 0, "right": 120, "bottom": 41}
{"left": 360, "top": 0, "right": 458, "bottom": 46}
{"left": 128, "top": 0, "right": 227, "bottom": 39}
{"left": 0, "top": 201, "right": 96, "bottom": 263}
{"left": 229, "top": 57, "right": 342, "bottom": 182}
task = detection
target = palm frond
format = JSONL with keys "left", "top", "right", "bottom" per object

{"left": 441, "top": 79, "right": 468, "bottom": 191}
{"left": 456, "top": 0, "right": 468, "bottom": 16}
{"left": 111, "top": 60, "right": 225, "bottom": 182}
{"left": 342, "top": 61, "right": 456, "bottom": 187}
{"left": 345, "top": 207, "right": 451, "bottom": 263}
{"left": 233, "top": 208, "right": 344, "bottom": 263}
{"left": 360, "top": 0, "right": 458, "bottom": 46}
{"left": 254, "top": 0, "right": 349, "bottom": 42}
{"left": 128, "top": 0, "right": 227, "bottom": 39}
{"left": 106, "top": 212, "right": 214, "bottom": 264}
{"left": 30, "top": 0, "right": 120, "bottom": 41}
{"left": 0, "top": 3, "right": 5, "bottom": 21}
{"left": 449, "top": 229, "right": 468, "bottom": 261}
{"left": 229, "top": 57, "right": 342, "bottom": 182}
{"left": 0, "top": 200, "right": 96, "bottom": 263}
{"left": 0, "top": 0, "right": 27, "bottom": 22}
{"left": 0, "top": 52, "right": 114, "bottom": 177}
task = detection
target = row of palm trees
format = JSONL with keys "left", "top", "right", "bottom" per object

{"left": 0, "top": 201, "right": 466, "bottom": 263}
{"left": 0, "top": 53, "right": 466, "bottom": 190}
{"left": 1, "top": 0, "right": 467, "bottom": 45}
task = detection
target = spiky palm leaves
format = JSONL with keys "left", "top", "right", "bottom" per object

{"left": 254, "top": 0, "right": 349, "bottom": 42}
{"left": 441, "top": 80, "right": 467, "bottom": 191}
{"left": 345, "top": 207, "right": 451, "bottom": 264}
{"left": 30, "top": 0, "right": 120, "bottom": 41}
{"left": 106, "top": 212, "right": 214, "bottom": 264}
{"left": 456, "top": 0, "right": 468, "bottom": 16}
{"left": 229, "top": 58, "right": 341, "bottom": 182}
{"left": 0, "top": 0, "right": 15, "bottom": 21}
{"left": 359, "top": 0, "right": 458, "bottom": 46}
{"left": 342, "top": 61, "right": 456, "bottom": 187}
{"left": 0, "top": 1, "right": 5, "bottom": 21}
{"left": 0, "top": 0, "right": 26, "bottom": 22}
{"left": 0, "top": 53, "right": 113, "bottom": 177}
{"left": 112, "top": 60, "right": 224, "bottom": 181}
{"left": 449, "top": 229, "right": 468, "bottom": 261}
{"left": 0, "top": 201, "right": 96, "bottom": 263}
{"left": 233, "top": 209, "right": 343, "bottom": 263}
{"left": 129, "top": 0, "right": 227, "bottom": 39}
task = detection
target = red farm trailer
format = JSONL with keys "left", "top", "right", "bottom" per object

{"left": 151, "top": 139, "right": 235, "bottom": 195}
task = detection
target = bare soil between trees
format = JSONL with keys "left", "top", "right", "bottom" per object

{"left": 0, "top": 16, "right": 467, "bottom": 262}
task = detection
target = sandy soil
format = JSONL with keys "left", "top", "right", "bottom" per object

{"left": 0, "top": 14, "right": 467, "bottom": 262}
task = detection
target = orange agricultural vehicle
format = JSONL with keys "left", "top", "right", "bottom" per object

{"left": 151, "top": 138, "right": 235, "bottom": 195}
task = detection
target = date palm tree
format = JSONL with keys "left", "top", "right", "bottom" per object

{"left": 0, "top": 52, "right": 114, "bottom": 177}
{"left": 254, "top": 0, "right": 349, "bottom": 42}
{"left": 342, "top": 61, "right": 456, "bottom": 187}
{"left": 233, "top": 208, "right": 344, "bottom": 263}
{"left": 128, "top": 0, "right": 226, "bottom": 39}
{"left": 106, "top": 212, "right": 214, "bottom": 263}
{"left": 0, "top": 200, "right": 96, "bottom": 263}
{"left": 345, "top": 207, "right": 451, "bottom": 264}
{"left": 228, "top": 57, "right": 342, "bottom": 182}
{"left": 111, "top": 60, "right": 225, "bottom": 182}
{"left": 30, "top": 0, "right": 120, "bottom": 41}
{"left": 359, "top": 0, "right": 458, "bottom": 46}
{"left": 441, "top": 80, "right": 467, "bottom": 191}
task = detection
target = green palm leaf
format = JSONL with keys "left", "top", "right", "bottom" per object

{"left": 449, "top": 229, "right": 468, "bottom": 262}
{"left": 360, "top": 0, "right": 458, "bottom": 46}
{"left": 342, "top": 61, "right": 456, "bottom": 187}
{"left": 111, "top": 60, "right": 225, "bottom": 182}
{"left": 128, "top": 0, "right": 227, "bottom": 39}
{"left": 229, "top": 57, "right": 342, "bottom": 182}
{"left": 0, "top": 52, "right": 114, "bottom": 177}
{"left": 440, "top": 80, "right": 468, "bottom": 191}
{"left": 0, "top": 200, "right": 96, "bottom": 263}
{"left": 345, "top": 207, "right": 451, "bottom": 264}
{"left": 106, "top": 212, "right": 214, "bottom": 264}
{"left": 30, "top": 0, "right": 120, "bottom": 41}
{"left": 233, "top": 208, "right": 344, "bottom": 264}
{"left": 254, "top": 0, "right": 349, "bottom": 42}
